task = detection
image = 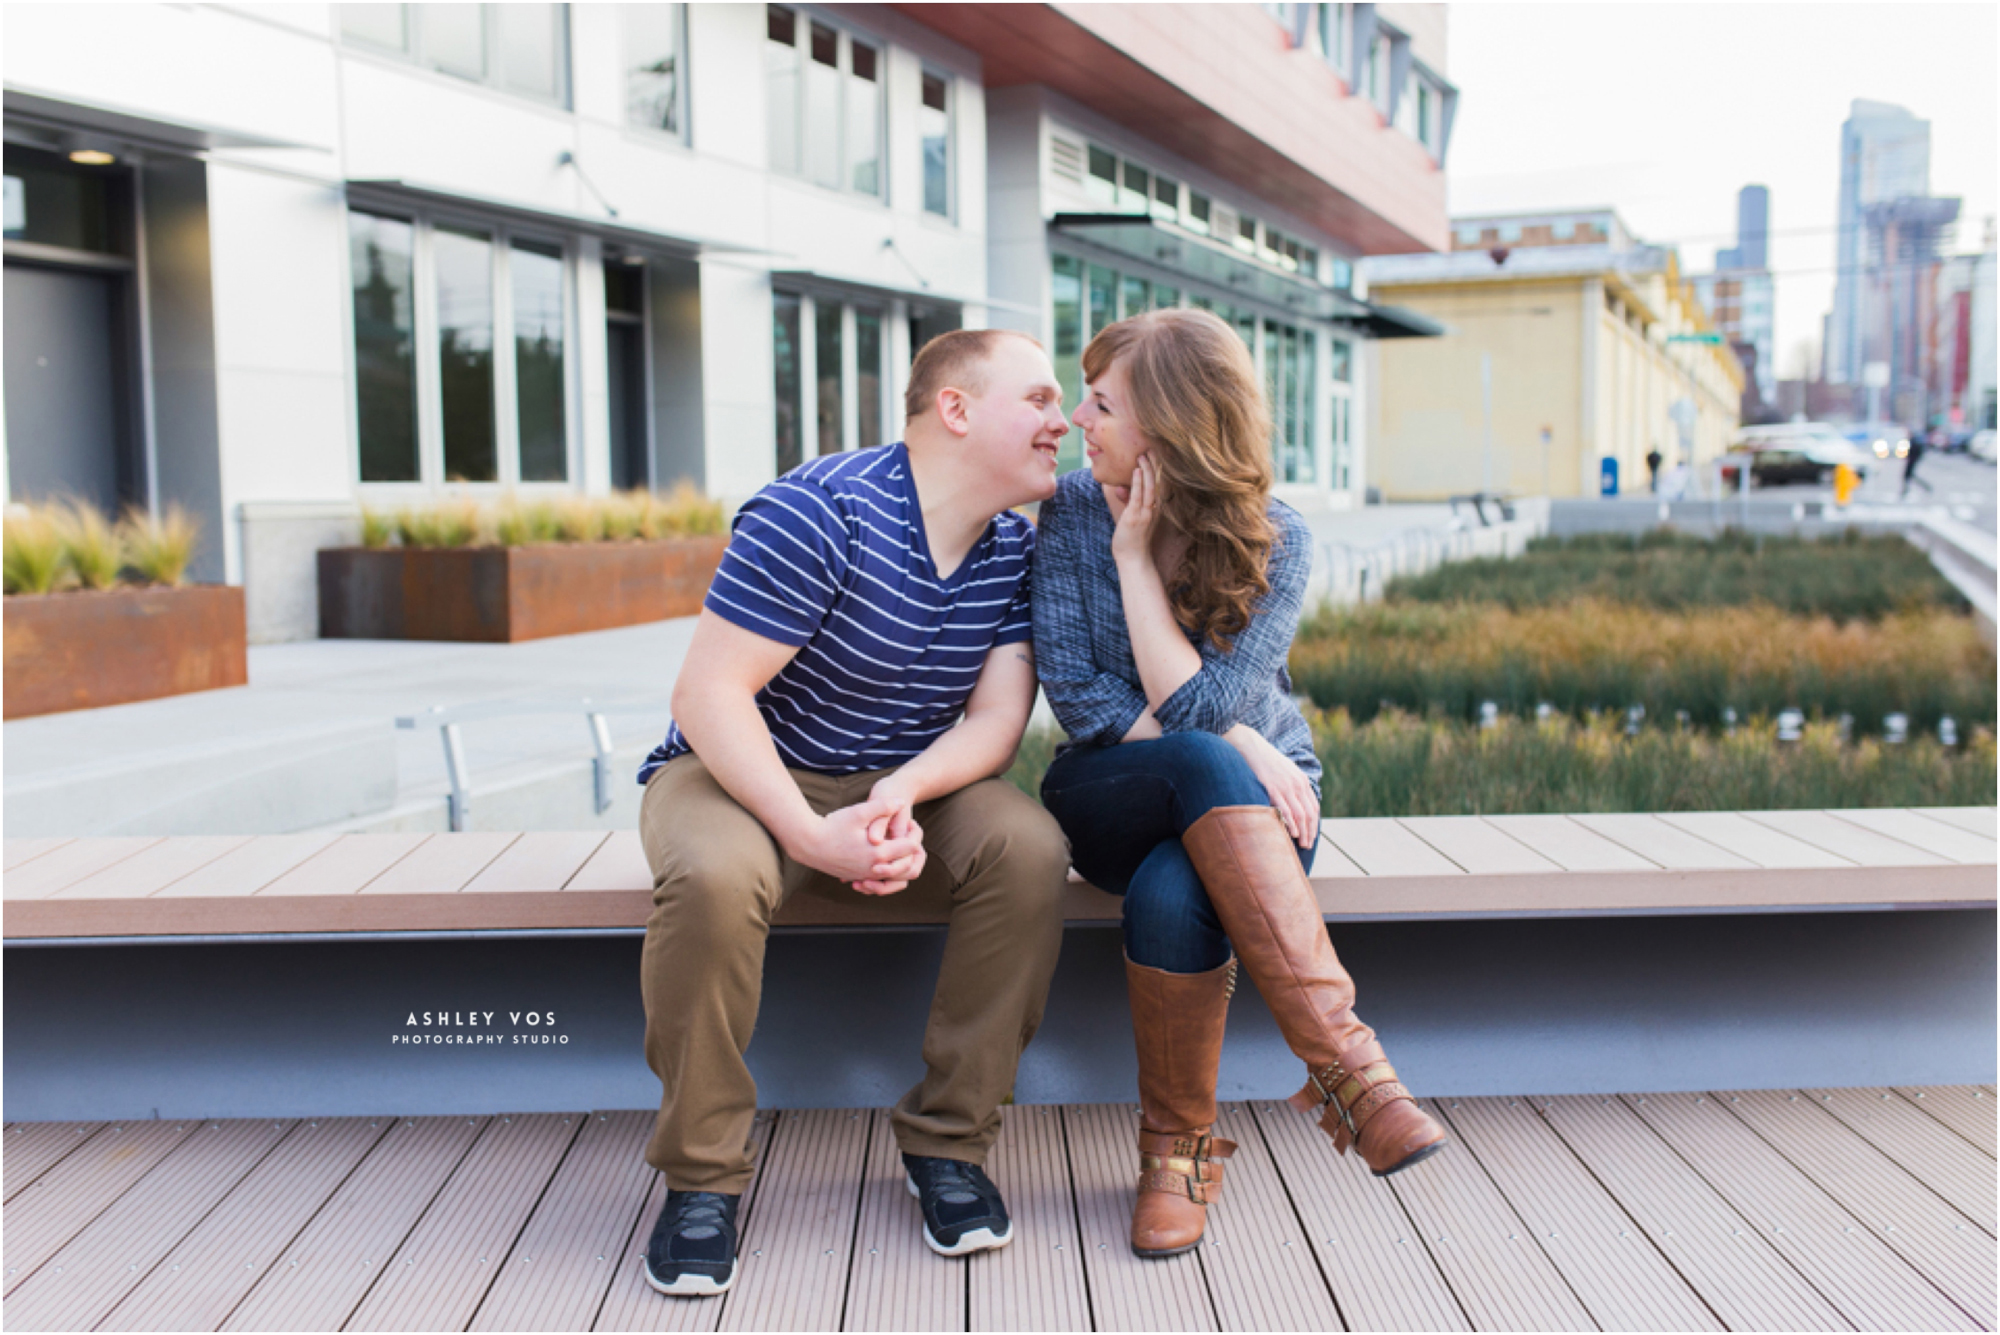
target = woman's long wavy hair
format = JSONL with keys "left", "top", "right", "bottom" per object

{"left": 1082, "top": 308, "right": 1276, "bottom": 652}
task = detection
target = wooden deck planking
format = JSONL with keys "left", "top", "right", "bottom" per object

{"left": 466, "top": 1110, "right": 656, "bottom": 1332}
{"left": 3, "top": 1122, "right": 104, "bottom": 1202}
{"left": 1654, "top": 812, "right": 1855, "bottom": 869}
{"left": 1723, "top": 1090, "right": 1997, "bottom": 1330}
{"left": 1624, "top": 1091, "right": 1976, "bottom": 1331}
{"left": 1437, "top": 1097, "right": 1722, "bottom": 1332}
{"left": 1385, "top": 1108, "right": 1597, "bottom": 1332}
{"left": 1535, "top": 1095, "right": 1851, "bottom": 1331}
{"left": 1249, "top": 1100, "right": 1469, "bottom": 1332}
{"left": 1478, "top": 815, "right": 1659, "bottom": 872}
{"left": 349, "top": 1113, "right": 585, "bottom": 1333}
{"left": 592, "top": 1110, "right": 777, "bottom": 1334}
{"left": 90, "top": 1117, "right": 391, "bottom": 1332}
{"left": 151, "top": 833, "right": 343, "bottom": 899}
{"left": 1737, "top": 809, "right": 1952, "bottom": 866}
{"left": 841, "top": 1110, "right": 965, "bottom": 1333}
{"left": 4, "top": 1120, "right": 200, "bottom": 1292}
{"left": 254, "top": 833, "right": 431, "bottom": 897}
{"left": 1196, "top": 1102, "right": 1345, "bottom": 1332}
{"left": 969, "top": 1105, "right": 1090, "bottom": 1334}
{"left": 1807, "top": 1089, "right": 1997, "bottom": 1235}
{"left": 221, "top": 1115, "right": 487, "bottom": 1331}
{"left": 1395, "top": 817, "right": 1563, "bottom": 877}
{"left": 2, "top": 837, "right": 163, "bottom": 899}
{"left": 46, "top": 836, "right": 252, "bottom": 901}
{"left": 1825, "top": 809, "right": 1998, "bottom": 864}
{"left": 1567, "top": 815, "right": 1756, "bottom": 869}
{"left": 717, "top": 1108, "right": 869, "bottom": 1333}
{"left": 1913, "top": 807, "right": 2000, "bottom": 839}
{"left": 1062, "top": 1102, "right": 1216, "bottom": 1332}
{"left": 569, "top": 832, "right": 651, "bottom": 893}
{"left": 1318, "top": 818, "right": 1466, "bottom": 877}
{"left": 2, "top": 837, "right": 75, "bottom": 871}
{"left": 461, "top": 832, "right": 613, "bottom": 894}
{"left": 3, "top": 1120, "right": 292, "bottom": 1333}
{"left": 363, "top": 833, "right": 520, "bottom": 897}
{"left": 1895, "top": 1087, "right": 1998, "bottom": 1158}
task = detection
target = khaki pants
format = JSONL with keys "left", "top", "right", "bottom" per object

{"left": 639, "top": 753, "right": 1071, "bottom": 1194}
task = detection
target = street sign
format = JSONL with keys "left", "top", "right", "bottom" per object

{"left": 1666, "top": 332, "right": 1725, "bottom": 345}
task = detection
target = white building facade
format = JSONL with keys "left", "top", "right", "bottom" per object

{"left": 3, "top": 2, "right": 1452, "bottom": 641}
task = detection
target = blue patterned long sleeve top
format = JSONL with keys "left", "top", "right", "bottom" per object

{"left": 1030, "top": 468, "right": 1321, "bottom": 792}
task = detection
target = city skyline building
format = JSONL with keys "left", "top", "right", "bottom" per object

{"left": 1693, "top": 184, "right": 1776, "bottom": 414}
{"left": 1827, "top": 98, "right": 1931, "bottom": 385}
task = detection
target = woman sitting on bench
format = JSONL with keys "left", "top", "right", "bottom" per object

{"left": 1032, "top": 309, "right": 1448, "bottom": 1259}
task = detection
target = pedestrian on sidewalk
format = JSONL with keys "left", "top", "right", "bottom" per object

{"left": 1645, "top": 446, "right": 1663, "bottom": 492}
{"left": 1902, "top": 431, "right": 1931, "bottom": 498}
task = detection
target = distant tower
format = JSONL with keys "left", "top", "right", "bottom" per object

{"left": 1829, "top": 100, "right": 1931, "bottom": 383}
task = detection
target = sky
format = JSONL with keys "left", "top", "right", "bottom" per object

{"left": 1441, "top": 3, "right": 1998, "bottom": 380}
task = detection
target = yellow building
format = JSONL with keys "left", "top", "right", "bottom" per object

{"left": 1362, "top": 209, "right": 1743, "bottom": 499}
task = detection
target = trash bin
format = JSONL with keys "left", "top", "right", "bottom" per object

{"left": 1599, "top": 456, "right": 1620, "bottom": 497}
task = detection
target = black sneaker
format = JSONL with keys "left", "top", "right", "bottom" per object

{"left": 902, "top": 1153, "right": 1013, "bottom": 1256}
{"left": 643, "top": 1189, "right": 741, "bottom": 1296}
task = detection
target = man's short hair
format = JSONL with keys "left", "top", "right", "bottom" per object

{"left": 904, "top": 329, "right": 1044, "bottom": 423}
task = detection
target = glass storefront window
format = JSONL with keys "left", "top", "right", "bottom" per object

{"left": 1088, "top": 264, "right": 1116, "bottom": 341}
{"left": 1052, "top": 255, "right": 1084, "bottom": 470}
{"left": 815, "top": 299, "right": 843, "bottom": 456}
{"left": 856, "top": 307, "right": 883, "bottom": 450}
{"left": 774, "top": 293, "right": 803, "bottom": 475}
{"left": 349, "top": 212, "right": 420, "bottom": 482}
{"left": 434, "top": 225, "right": 497, "bottom": 482}
{"left": 512, "top": 239, "right": 566, "bottom": 482}
{"left": 1120, "top": 275, "right": 1151, "bottom": 319}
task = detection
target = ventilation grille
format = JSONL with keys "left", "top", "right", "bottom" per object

{"left": 1210, "top": 202, "right": 1239, "bottom": 241}
{"left": 1049, "top": 134, "right": 1085, "bottom": 186}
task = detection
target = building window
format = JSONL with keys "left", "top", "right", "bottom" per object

{"left": 350, "top": 213, "right": 420, "bottom": 483}
{"left": 1085, "top": 144, "right": 1117, "bottom": 208}
{"left": 624, "top": 3, "right": 687, "bottom": 138}
{"left": 348, "top": 207, "right": 572, "bottom": 486}
{"left": 774, "top": 291, "right": 888, "bottom": 466}
{"left": 1151, "top": 174, "right": 1179, "bottom": 223}
{"left": 1265, "top": 318, "right": 1317, "bottom": 485}
{"left": 1235, "top": 213, "right": 1258, "bottom": 255}
{"left": 773, "top": 293, "right": 803, "bottom": 474}
{"left": 920, "top": 70, "right": 952, "bottom": 219}
{"left": 1416, "top": 83, "right": 1432, "bottom": 149}
{"left": 766, "top": 5, "right": 883, "bottom": 200}
{"left": 1318, "top": 2, "right": 1348, "bottom": 73}
{"left": 1185, "top": 191, "right": 1211, "bottom": 235}
{"left": 337, "top": 4, "right": 571, "bottom": 107}
{"left": 1120, "top": 161, "right": 1150, "bottom": 214}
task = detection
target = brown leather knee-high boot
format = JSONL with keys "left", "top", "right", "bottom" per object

{"left": 1127, "top": 956, "right": 1237, "bottom": 1257}
{"left": 1181, "top": 805, "right": 1448, "bottom": 1177}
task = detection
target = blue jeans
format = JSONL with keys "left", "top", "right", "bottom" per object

{"left": 1040, "top": 733, "right": 1315, "bottom": 973}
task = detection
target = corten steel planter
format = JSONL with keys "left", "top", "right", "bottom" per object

{"left": 318, "top": 537, "right": 727, "bottom": 642}
{"left": 3, "top": 585, "right": 249, "bottom": 719}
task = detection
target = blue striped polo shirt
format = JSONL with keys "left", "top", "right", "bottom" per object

{"left": 639, "top": 443, "right": 1035, "bottom": 782}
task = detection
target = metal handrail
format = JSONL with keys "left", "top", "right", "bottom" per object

{"left": 395, "top": 697, "right": 671, "bottom": 831}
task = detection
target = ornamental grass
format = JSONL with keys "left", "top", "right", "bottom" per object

{"left": 1385, "top": 528, "right": 1967, "bottom": 622}
{"left": 1003, "top": 712, "right": 1996, "bottom": 817}
{"left": 3, "top": 500, "right": 206, "bottom": 592}
{"left": 363, "top": 485, "right": 725, "bottom": 550}
{"left": 120, "top": 504, "right": 201, "bottom": 586}
{"left": 3, "top": 504, "right": 69, "bottom": 594}
{"left": 54, "top": 499, "right": 122, "bottom": 590}
{"left": 1288, "top": 599, "right": 1994, "bottom": 738}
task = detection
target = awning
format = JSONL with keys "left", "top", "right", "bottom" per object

{"left": 1331, "top": 301, "right": 1446, "bottom": 340}
{"left": 5, "top": 87, "right": 327, "bottom": 154}
{"left": 346, "top": 179, "right": 765, "bottom": 260}
{"left": 1050, "top": 213, "right": 1437, "bottom": 336}
{"left": 770, "top": 267, "right": 1040, "bottom": 316}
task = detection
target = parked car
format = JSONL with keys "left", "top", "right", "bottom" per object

{"left": 1969, "top": 430, "right": 1996, "bottom": 463}
{"left": 1719, "top": 448, "right": 1827, "bottom": 489}
{"left": 1735, "top": 423, "right": 1874, "bottom": 477}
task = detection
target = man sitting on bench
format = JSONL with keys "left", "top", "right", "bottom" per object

{"left": 635, "top": 330, "right": 1074, "bottom": 1296}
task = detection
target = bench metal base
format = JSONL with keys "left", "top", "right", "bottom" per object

{"left": 5, "top": 911, "right": 1993, "bottom": 1122}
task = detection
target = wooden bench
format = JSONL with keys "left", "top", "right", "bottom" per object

{"left": 6, "top": 807, "right": 1993, "bottom": 941}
